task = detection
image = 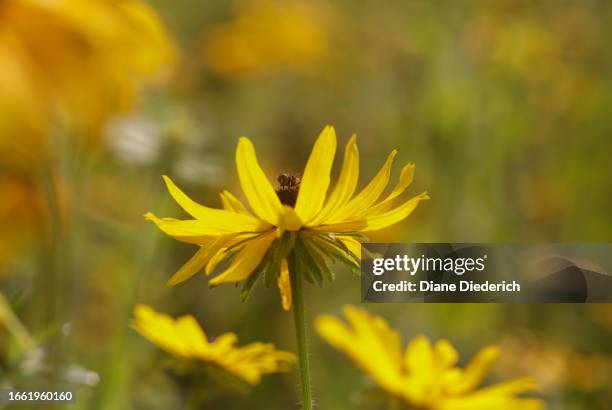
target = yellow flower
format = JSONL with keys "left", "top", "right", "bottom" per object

{"left": 315, "top": 306, "right": 546, "bottom": 410}
{"left": 146, "top": 125, "right": 428, "bottom": 309}
{"left": 202, "top": 0, "right": 329, "bottom": 76}
{"left": 497, "top": 335, "right": 612, "bottom": 392}
{"left": 131, "top": 305, "right": 295, "bottom": 385}
{"left": 0, "top": 0, "right": 175, "bottom": 170}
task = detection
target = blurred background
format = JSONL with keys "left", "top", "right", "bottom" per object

{"left": 1, "top": 0, "right": 612, "bottom": 409}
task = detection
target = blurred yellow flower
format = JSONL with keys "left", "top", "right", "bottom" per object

{"left": 132, "top": 305, "right": 295, "bottom": 385}
{"left": 146, "top": 125, "right": 428, "bottom": 309}
{"left": 497, "top": 336, "right": 612, "bottom": 393}
{"left": 0, "top": 175, "right": 48, "bottom": 271}
{"left": 203, "top": 0, "right": 329, "bottom": 76}
{"left": 316, "top": 306, "right": 545, "bottom": 410}
{"left": 0, "top": 0, "right": 175, "bottom": 169}
{"left": 463, "top": 9, "right": 600, "bottom": 116}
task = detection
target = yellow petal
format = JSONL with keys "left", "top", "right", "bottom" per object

{"left": 316, "top": 306, "right": 404, "bottom": 395}
{"left": 162, "top": 175, "right": 265, "bottom": 228}
{"left": 338, "top": 236, "right": 361, "bottom": 259}
{"left": 220, "top": 190, "right": 253, "bottom": 216}
{"left": 206, "top": 246, "right": 230, "bottom": 276}
{"left": 443, "top": 379, "right": 543, "bottom": 410}
{"left": 205, "top": 234, "right": 256, "bottom": 275}
{"left": 344, "top": 306, "right": 403, "bottom": 366}
{"left": 132, "top": 305, "right": 194, "bottom": 358}
{"left": 175, "top": 315, "right": 209, "bottom": 353}
{"left": 471, "top": 377, "right": 539, "bottom": 397}
{"left": 449, "top": 345, "right": 500, "bottom": 394}
{"left": 277, "top": 259, "right": 292, "bottom": 311}
{"left": 166, "top": 246, "right": 209, "bottom": 286}
{"left": 145, "top": 207, "right": 268, "bottom": 240}
{"left": 359, "top": 163, "right": 415, "bottom": 217}
{"left": 310, "top": 134, "right": 359, "bottom": 225}
{"left": 434, "top": 339, "right": 459, "bottom": 369}
{"left": 277, "top": 205, "right": 303, "bottom": 236}
{"left": 361, "top": 191, "right": 429, "bottom": 231}
{"left": 209, "top": 231, "right": 276, "bottom": 285}
{"left": 145, "top": 213, "right": 229, "bottom": 239}
{"left": 208, "top": 332, "right": 238, "bottom": 352}
{"left": 236, "top": 137, "right": 283, "bottom": 225}
{"left": 314, "top": 191, "right": 429, "bottom": 232}
{"left": 315, "top": 315, "right": 353, "bottom": 348}
{"left": 166, "top": 236, "right": 236, "bottom": 286}
{"left": 294, "top": 125, "right": 337, "bottom": 223}
{"left": 327, "top": 150, "right": 397, "bottom": 223}
{"left": 404, "top": 335, "right": 435, "bottom": 374}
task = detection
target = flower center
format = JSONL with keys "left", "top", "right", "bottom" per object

{"left": 275, "top": 173, "right": 300, "bottom": 207}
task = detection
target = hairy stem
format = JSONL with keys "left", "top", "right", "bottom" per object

{"left": 289, "top": 254, "right": 314, "bottom": 410}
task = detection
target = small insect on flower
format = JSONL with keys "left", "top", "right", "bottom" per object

{"left": 315, "top": 306, "right": 546, "bottom": 410}
{"left": 131, "top": 305, "right": 295, "bottom": 385}
{"left": 275, "top": 173, "right": 301, "bottom": 207}
{"left": 145, "top": 125, "right": 429, "bottom": 310}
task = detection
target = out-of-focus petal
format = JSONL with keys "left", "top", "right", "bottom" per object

{"left": 435, "top": 339, "right": 459, "bottom": 369}
{"left": 132, "top": 305, "right": 294, "bottom": 385}
{"left": 316, "top": 306, "right": 404, "bottom": 395}
{"left": 448, "top": 346, "right": 501, "bottom": 394}
{"left": 443, "top": 379, "right": 543, "bottom": 410}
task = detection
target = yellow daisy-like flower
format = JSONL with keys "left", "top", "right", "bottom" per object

{"left": 315, "top": 306, "right": 546, "bottom": 410}
{"left": 146, "top": 125, "right": 428, "bottom": 309}
{"left": 132, "top": 305, "right": 295, "bottom": 385}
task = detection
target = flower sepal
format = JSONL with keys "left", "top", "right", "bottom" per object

{"left": 300, "top": 231, "right": 361, "bottom": 278}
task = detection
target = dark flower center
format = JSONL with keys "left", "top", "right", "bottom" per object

{"left": 275, "top": 173, "right": 300, "bottom": 207}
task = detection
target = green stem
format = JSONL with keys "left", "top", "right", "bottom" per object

{"left": 289, "top": 254, "right": 314, "bottom": 410}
